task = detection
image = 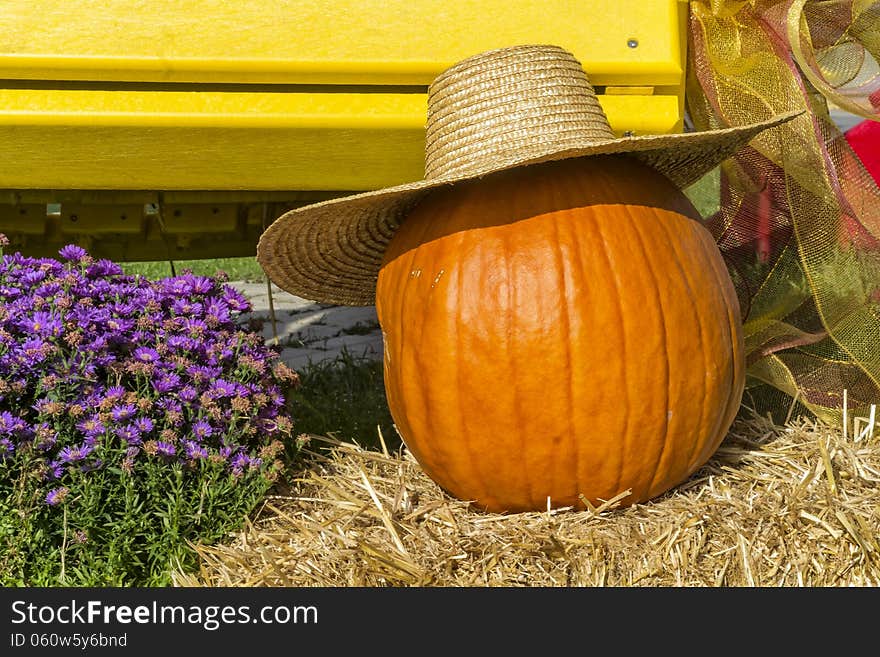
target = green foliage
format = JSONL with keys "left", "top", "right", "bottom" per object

{"left": 0, "top": 444, "right": 279, "bottom": 586}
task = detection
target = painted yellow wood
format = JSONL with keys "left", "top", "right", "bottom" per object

{"left": 0, "top": 0, "right": 688, "bottom": 258}
{"left": 0, "top": 0, "right": 684, "bottom": 86}
{"left": 0, "top": 88, "right": 680, "bottom": 190}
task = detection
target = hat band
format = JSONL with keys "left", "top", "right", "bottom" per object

{"left": 422, "top": 44, "right": 616, "bottom": 180}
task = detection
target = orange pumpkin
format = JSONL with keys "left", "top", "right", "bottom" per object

{"left": 376, "top": 154, "right": 745, "bottom": 513}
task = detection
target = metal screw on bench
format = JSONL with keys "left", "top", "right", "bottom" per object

{"left": 627, "top": 38, "right": 638, "bottom": 48}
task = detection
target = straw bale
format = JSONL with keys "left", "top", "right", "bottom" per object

{"left": 173, "top": 411, "right": 880, "bottom": 587}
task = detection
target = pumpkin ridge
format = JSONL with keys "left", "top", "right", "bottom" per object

{"left": 623, "top": 202, "right": 673, "bottom": 502}
{"left": 550, "top": 209, "right": 576, "bottom": 509}
{"left": 690, "top": 222, "right": 745, "bottom": 469}
{"left": 503, "top": 224, "right": 537, "bottom": 512}
{"left": 589, "top": 203, "right": 631, "bottom": 503}
{"left": 407, "top": 212, "right": 448, "bottom": 487}
{"left": 653, "top": 209, "right": 711, "bottom": 483}
{"left": 458, "top": 228, "right": 501, "bottom": 510}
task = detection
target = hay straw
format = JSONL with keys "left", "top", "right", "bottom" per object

{"left": 173, "top": 412, "right": 880, "bottom": 587}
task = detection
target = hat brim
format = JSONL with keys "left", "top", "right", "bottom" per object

{"left": 257, "top": 110, "right": 801, "bottom": 305}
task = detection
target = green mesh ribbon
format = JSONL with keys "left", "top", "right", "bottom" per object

{"left": 686, "top": 0, "right": 880, "bottom": 424}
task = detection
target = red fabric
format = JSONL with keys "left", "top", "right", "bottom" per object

{"left": 845, "top": 118, "right": 880, "bottom": 186}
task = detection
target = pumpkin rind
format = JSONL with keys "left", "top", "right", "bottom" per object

{"left": 376, "top": 155, "right": 745, "bottom": 513}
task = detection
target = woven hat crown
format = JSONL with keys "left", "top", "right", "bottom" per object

{"left": 257, "top": 43, "right": 800, "bottom": 307}
{"left": 423, "top": 44, "right": 616, "bottom": 180}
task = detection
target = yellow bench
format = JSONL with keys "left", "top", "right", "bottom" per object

{"left": 0, "top": 0, "right": 688, "bottom": 261}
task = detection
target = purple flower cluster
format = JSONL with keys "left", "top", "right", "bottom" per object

{"left": 0, "top": 242, "right": 299, "bottom": 498}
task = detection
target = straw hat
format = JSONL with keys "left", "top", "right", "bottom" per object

{"left": 257, "top": 44, "right": 800, "bottom": 305}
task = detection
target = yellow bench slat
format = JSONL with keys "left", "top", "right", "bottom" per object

{"left": 0, "top": 87, "right": 681, "bottom": 190}
{"left": 0, "top": 0, "right": 684, "bottom": 86}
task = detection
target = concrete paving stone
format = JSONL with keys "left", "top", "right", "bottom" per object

{"left": 230, "top": 280, "right": 384, "bottom": 370}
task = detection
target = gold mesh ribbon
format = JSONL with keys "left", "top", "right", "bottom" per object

{"left": 686, "top": 0, "right": 880, "bottom": 424}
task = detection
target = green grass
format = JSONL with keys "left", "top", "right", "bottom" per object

{"left": 120, "top": 256, "right": 266, "bottom": 282}
{"left": 286, "top": 350, "right": 398, "bottom": 452}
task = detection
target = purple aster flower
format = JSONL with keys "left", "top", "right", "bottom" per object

{"left": 77, "top": 359, "right": 102, "bottom": 375}
{"left": 58, "top": 244, "right": 88, "bottom": 261}
{"left": 83, "top": 334, "right": 109, "bottom": 351}
{"left": 203, "top": 298, "right": 231, "bottom": 324}
{"left": 20, "top": 269, "right": 47, "bottom": 286}
{"left": 183, "top": 440, "right": 208, "bottom": 460}
{"left": 134, "top": 417, "right": 154, "bottom": 434}
{"left": 155, "top": 441, "right": 176, "bottom": 457}
{"left": 45, "top": 487, "right": 70, "bottom": 506}
{"left": 115, "top": 424, "right": 142, "bottom": 445}
{"left": 230, "top": 452, "right": 252, "bottom": 470}
{"left": 105, "top": 317, "right": 135, "bottom": 333}
{"left": 166, "top": 334, "right": 195, "bottom": 351}
{"left": 45, "top": 461, "right": 64, "bottom": 479}
{"left": 185, "top": 364, "right": 221, "bottom": 383}
{"left": 161, "top": 274, "right": 214, "bottom": 297}
{"left": 182, "top": 317, "right": 208, "bottom": 336}
{"left": 133, "top": 346, "right": 160, "bottom": 363}
{"left": 35, "top": 281, "right": 63, "bottom": 298}
{"left": 58, "top": 443, "right": 94, "bottom": 463}
{"left": 85, "top": 259, "right": 123, "bottom": 278}
{"left": 153, "top": 372, "right": 181, "bottom": 393}
{"left": 75, "top": 415, "right": 105, "bottom": 438}
{"left": 209, "top": 378, "right": 237, "bottom": 398}
{"left": 230, "top": 452, "right": 261, "bottom": 476}
{"left": 104, "top": 385, "right": 126, "bottom": 403}
{"left": 130, "top": 330, "right": 153, "bottom": 344}
{"left": 0, "top": 285, "right": 22, "bottom": 299}
{"left": 111, "top": 403, "right": 136, "bottom": 423}
{"left": 178, "top": 386, "right": 198, "bottom": 402}
{"left": 171, "top": 299, "right": 203, "bottom": 316}
{"left": 33, "top": 398, "right": 63, "bottom": 418}
{"left": 20, "top": 310, "right": 63, "bottom": 337}
{"left": 0, "top": 410, "right": 28, "bottom": 435}
{"left": 221, "top": 285, "right": 251, "bottom": 312}
{"left": 156, "top": 397, "right": 182, "bottom": 414}
{"left": 0, "top": 410, "right": 20, "bottom": 433}
{"left": 16, "top": 337, "right": 48, "bottom": 366}
{"left": 190, "top": 276, "right": 214, "bottom": 295}
{"left": 0, "top": 437, "right": 14, "bottom": 458}
{"left": 160, "top": 277, "right": 189, "bottom": 296}
{"left": 192, "top": 420, "right": 214, "bottom": 439}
